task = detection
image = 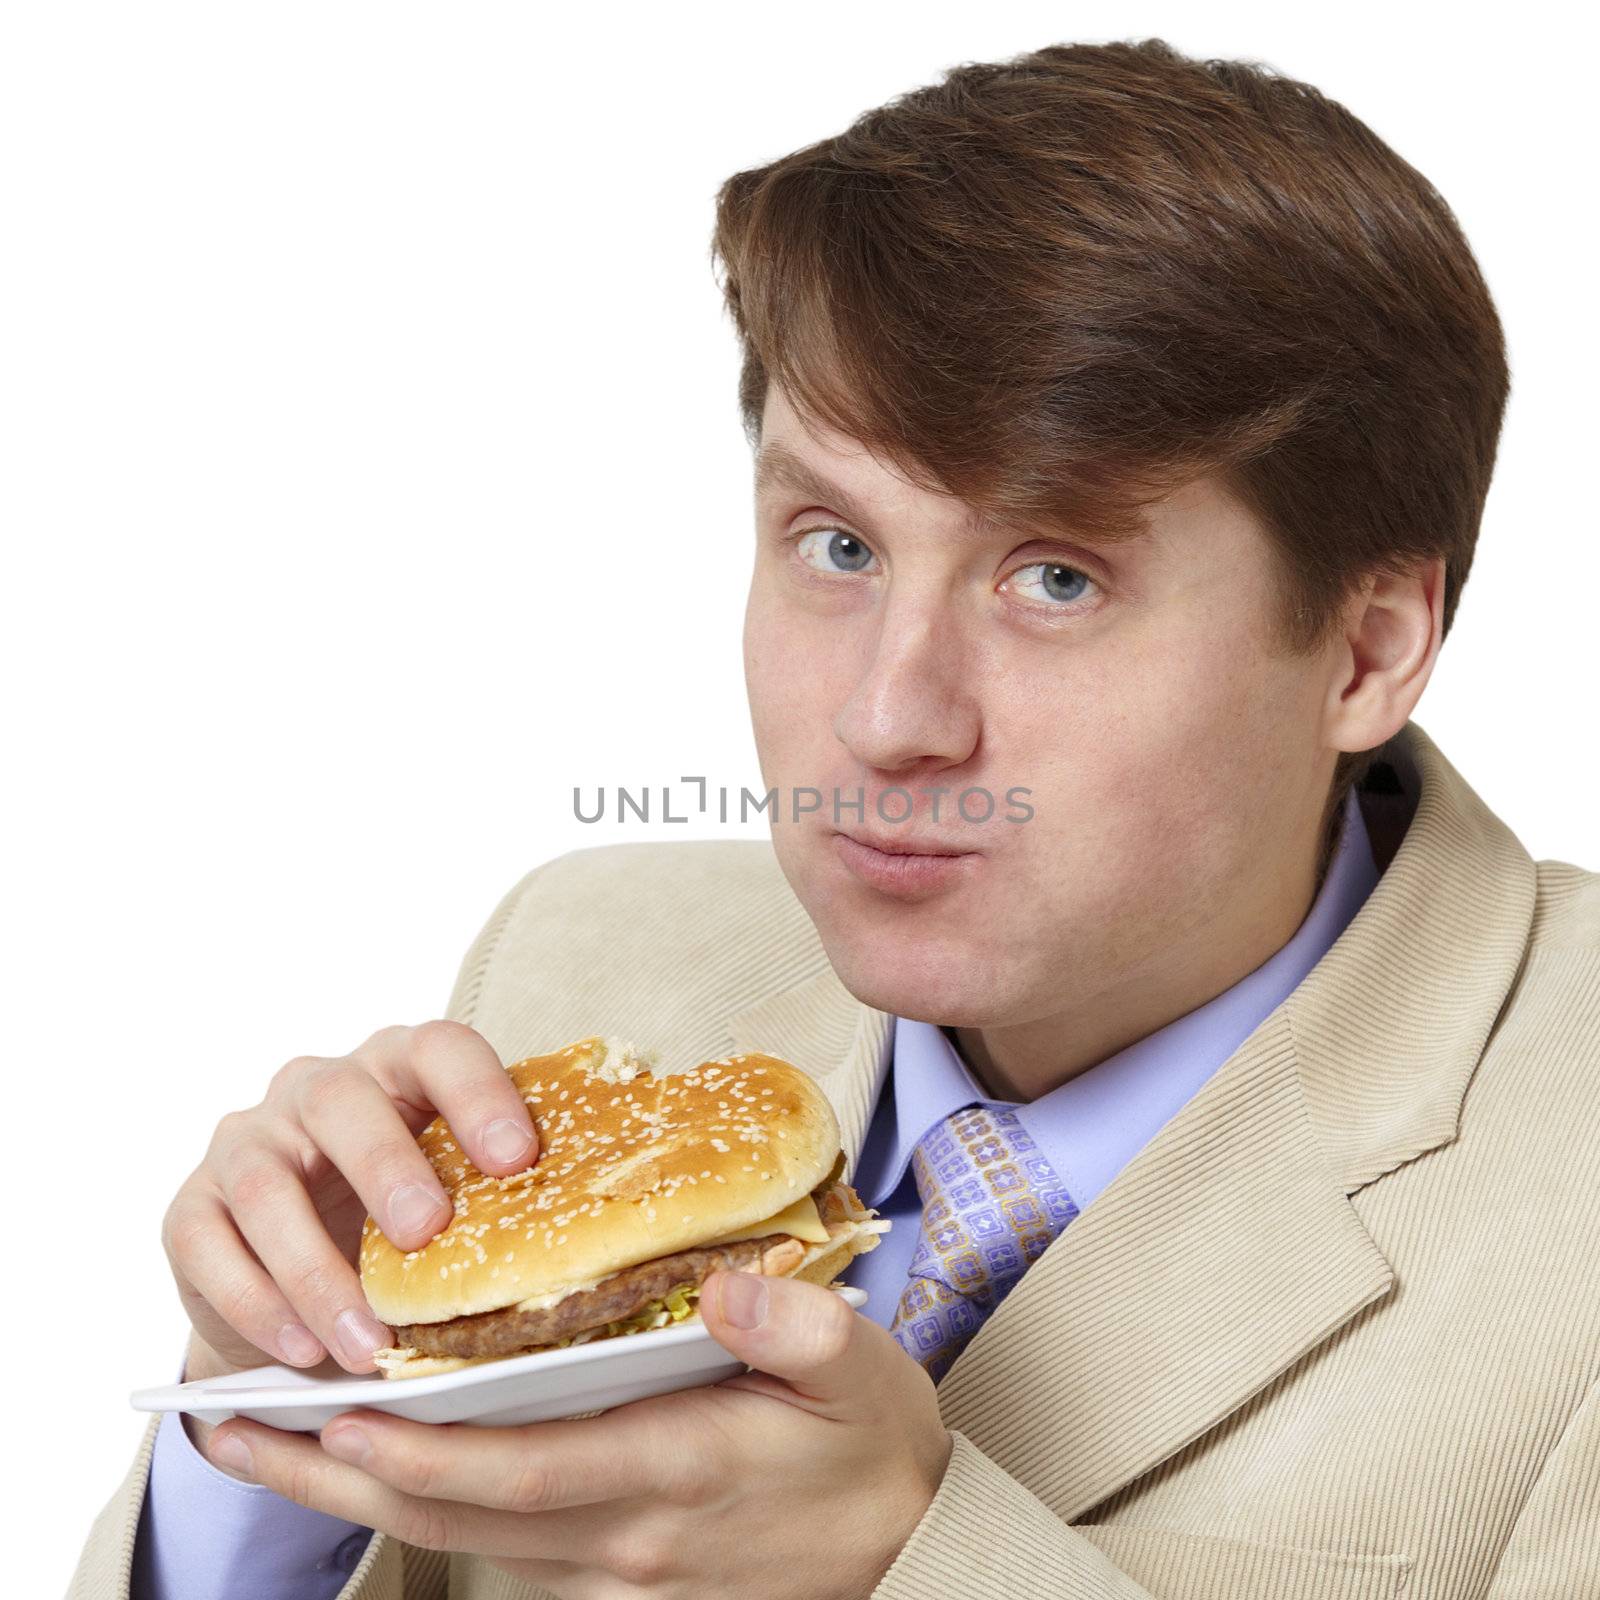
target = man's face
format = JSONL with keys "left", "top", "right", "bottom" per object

{"left": 742, "top": 383, "right": 1342, "bottom": 1043}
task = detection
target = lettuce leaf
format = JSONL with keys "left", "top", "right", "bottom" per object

{"left": 552, "top": 1281, "right": 702, "bottom": 1348}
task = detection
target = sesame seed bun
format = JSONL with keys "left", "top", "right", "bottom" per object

{"left": 358, "top": 1035, "right": 850, "bottom": 1329}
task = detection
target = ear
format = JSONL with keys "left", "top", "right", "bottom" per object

{"left": 1323, "top": 554, "right": 1446, "bottom": 758}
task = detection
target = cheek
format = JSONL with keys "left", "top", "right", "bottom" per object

{"left": 1002, "top": 622, "right": 1297, "bottom": 882}
{"left": 743, "top": 582, "right": 839, "bottom": 767}
{"left": 1111, "top": 597, "right": 1302, "bottom": 763}
{"left": 742, "top": 583, "right": 786, "bottom": 727}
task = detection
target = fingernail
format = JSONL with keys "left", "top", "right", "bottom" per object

{"left": 322, "top": 1425, "right": 372, "bottom": 1467}
{"left": 718, "top": 1269, "right": 769, "bottom": 1329}
{"left": 336, "top": 1307, "right": 391, "bottom": 1365}
{"left": 389, "top": 1181, "right": 448, "bottom": 1238}
{"left": 482, "top": 1118, "right": 534, "bottom": 1167}
{"left": 277, "top": 1323, "right": 324, "bottom": 1365}
{"left": 210, "top": 1432, "right": 253, "bottom": 1475}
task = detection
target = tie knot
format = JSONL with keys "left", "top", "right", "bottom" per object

{"left": 910, "top": 1102, "right": 1054, "bottom": 1211}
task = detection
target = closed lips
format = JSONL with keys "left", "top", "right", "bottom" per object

{"left": 838, "top": 831, "right": 972, "bottom": 856}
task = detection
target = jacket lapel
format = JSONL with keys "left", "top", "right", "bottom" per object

{"left": 724, "top": 720, "right": 1538, "bottom": 1524}
{"left": 933, "top": 1001, "right": 1395, "bottom": 1521}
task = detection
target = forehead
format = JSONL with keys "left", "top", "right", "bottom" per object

{"left": 755, "top": 386, "right": 986, "bottom": 537}
{"left": 757, "top": 385, "right": 892, "bottom": 484}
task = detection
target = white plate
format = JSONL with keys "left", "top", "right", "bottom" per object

{"left": 130, "top": 1285, "right": 869, "bottom": 1433}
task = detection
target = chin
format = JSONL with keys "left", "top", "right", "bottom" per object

{"left": 812, "top": 923, "right": 1019, "bottom": 1029}
{"left": 776, "top": 834, "right": 1027, "bottom": 1018}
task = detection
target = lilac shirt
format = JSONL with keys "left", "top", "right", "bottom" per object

{"left": 133, "top": 789, "right": 1380, "bottom": 1599}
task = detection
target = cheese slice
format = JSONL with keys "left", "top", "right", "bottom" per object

{"left": 697, "top": 1191, "right": 830, "bottom": 1247}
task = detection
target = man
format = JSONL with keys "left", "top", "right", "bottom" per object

{"left": 74, "top": 36, "right": 1597, "bottom": 1600}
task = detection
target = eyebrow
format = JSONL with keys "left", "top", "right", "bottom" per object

{"left": 753, "top": 440, "right": 886, "bottom": 531}
{"left": 754, "top": 437, "right": 1158, "bottom": 549}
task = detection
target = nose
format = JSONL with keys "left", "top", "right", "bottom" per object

{"left": 832, "top": 599, "right": 981, "bottom": 774}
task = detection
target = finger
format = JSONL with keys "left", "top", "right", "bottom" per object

{"left": 358, "top": 1019, "right": 541, "bottom": 1180}
{"left": 162, "top": 1184, "right": 328, "bottom": 1369}
{"left": 312, "top": 1403, "right": 680, "bottom": 1515}
{"left": 290, "top": 1060, "right": 460, "bottom": 1253}
{"left": 700, "top": 1269, "right": 889, "bottom": 1412}
{"left": 202, "top": 1418, "right": 624, "bottom": 1569}
{"left": 219, "top": 1141, "right": 396, "bottom": 1373}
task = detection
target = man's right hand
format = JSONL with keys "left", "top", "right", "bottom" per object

{"left": 163, "top": 1019, "right": 541, "bottom": 1392}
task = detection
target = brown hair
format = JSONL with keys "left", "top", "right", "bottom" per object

{"left": 710, "top": 37, "right": 1508, "bottom": 882}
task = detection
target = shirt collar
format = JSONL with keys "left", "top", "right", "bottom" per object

{"left": 853, "top": 785, "right": 1382, "bottom": 1209}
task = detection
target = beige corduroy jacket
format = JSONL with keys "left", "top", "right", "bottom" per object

{"left": 70, "top": 721, "right": 1598, "bottom": 1600}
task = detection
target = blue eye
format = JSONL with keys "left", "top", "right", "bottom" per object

{"left": 795, "top": 527, "right": 877, "bottom": 574}
{"left": 1010, "top": 561, "right": 1097, "bottom": 607}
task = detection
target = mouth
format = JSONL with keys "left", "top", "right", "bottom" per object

{"left": 831, "top": 828, "right": 981, "bottom": 900}
{"left": 835, "top": 827, "right": 972, "bottom": 857}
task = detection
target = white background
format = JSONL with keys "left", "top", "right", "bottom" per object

{"left": 4, "top": 6, "right": 1593, "bottom": 1590}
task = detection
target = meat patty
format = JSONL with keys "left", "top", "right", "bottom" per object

{"left": 393, "top": 1231, "right": 790, "bottom": 1359}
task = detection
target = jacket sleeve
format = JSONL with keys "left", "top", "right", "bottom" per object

{"left": 1484, "top": 1375, "right": 1600, "bottom": 1597}
{"left": 66, "top": 866, "right": 550, "bottom": 1600}
{"left": 871, "top": 1430, "right": 1162, "bottom": 1599}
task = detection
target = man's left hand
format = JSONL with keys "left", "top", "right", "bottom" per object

{"left": 204, "top": 1267, "right": 953, "bottom": 1599}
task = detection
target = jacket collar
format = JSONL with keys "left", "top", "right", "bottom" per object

{"left": 724, "top": 721, "right": 1538, "bottom": 1519}
{"left": 1290, "top": 724, "right": 1537, "bottom": 1194}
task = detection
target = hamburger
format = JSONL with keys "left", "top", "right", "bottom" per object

{"left": 359, "top": 1034, "right": 889, "bottom": 1378}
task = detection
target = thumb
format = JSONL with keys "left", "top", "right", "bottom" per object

{"left": 700, "top": 1268, "right": 880, "bottom": 1408}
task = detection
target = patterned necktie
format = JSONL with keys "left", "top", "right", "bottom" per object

{"left": 889, "top": 1102, "right": 1079, "bottom": 1383}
